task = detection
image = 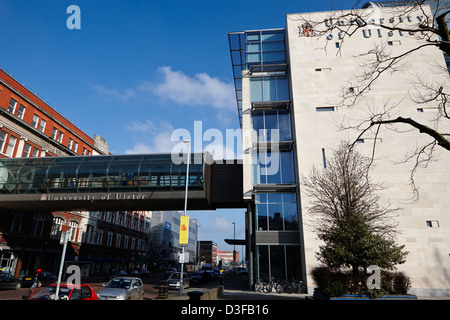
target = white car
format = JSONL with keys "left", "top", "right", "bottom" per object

{"left": 167, "top": 272, "right": 189, "bottom": 290}
{"left": 97, "top": 277, "right": 144, "bottom": 300}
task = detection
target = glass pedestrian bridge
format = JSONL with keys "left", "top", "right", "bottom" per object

{"left": 0, "top": 153, "right": 246, "bottom": 212}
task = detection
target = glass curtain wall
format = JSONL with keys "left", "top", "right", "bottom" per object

{"left": 247, "top": 29, "right": 301, "bottom": 282}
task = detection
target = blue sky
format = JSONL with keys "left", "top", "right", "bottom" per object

{"left": 0, "top": 0, "right": 356, "bottom": 254}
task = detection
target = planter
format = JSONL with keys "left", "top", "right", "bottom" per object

{"left": 313, "top": 288, "right": 417, "bottom": 300}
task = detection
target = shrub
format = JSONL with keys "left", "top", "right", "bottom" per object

{"left": 311, "top": 266, "right": 412, "bottom": 297}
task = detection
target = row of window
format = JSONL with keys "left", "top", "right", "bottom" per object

{"left": 90, "top": 211, "right": 150, "bottom": 232}
{"left": 5, "top": 212, "right": 146, "bottom": 251}
{"left": 6, "top": 97, "right": 92, "bottom": 155}
{"left": 83, "top": 225, "right": 144, "bottom": 251}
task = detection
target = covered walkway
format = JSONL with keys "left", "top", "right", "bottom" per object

{"left": 0, "top": 153, "right": 245, "bottom": 212}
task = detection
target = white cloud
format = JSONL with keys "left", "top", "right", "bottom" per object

{"left": 211, "top": 217, "right": 233, "bottom": 232}
{"left": 124, "top": 120, "right": 178, "bottom": 154}
{"left": 89, "top": 83, "right": 135, "bottom": 101}
{"left": 141, "top": 66, "right": 236, "bottom": 111}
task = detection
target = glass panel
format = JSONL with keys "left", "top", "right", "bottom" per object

{"left": 278, "top": 112, "right": 292, "bottom": 141}
{"left": 246, "top": 32, "right": 260, "bottom": 41}
{"left": 268, "top": 203, "right": 283, "bottom": 230}
{"left": 256, "top": 245, "right": 269, "bottom": 281}
{"left": 286, "top": 245, "right": 302, "bottom": 280}
{"left": 256, "top": 203, "right": 268, "bottom": 231}
{"left": 276, "top": 77, "right": 290, "bottom": 100}
{"left": 270, "top": 245, "right": 286, "bottom": 280}
{"left": 284, "top": 203, "right": 299, "bottom": 230}
{"left": 262, "top": 41, "right": 285, "bottom": 51}
{"left": 280, "top": 151, "right": 295, "bottom": 184}
{"left": 246, "top": 42, "right": 260, "bottom": 52}
{"left": 263, "top": 77, "right": 277, "bottom": 101}
{"left": 246, "top": 52, "right": 261, "bottom": 63}
{"left": 262, "top": 51, "right": 285, "bottom": 62}
{"left": 250, "top": 78, "right": 263, "bottom": 102}
{"left": 261, "top": 31, "right": 284, "bottom": 41}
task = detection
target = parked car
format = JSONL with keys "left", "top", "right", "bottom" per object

{"left": 234, "top": 267, "right": 248, "bottom": 276}
{"left": 109, "top": 270, "right": 128, "bottom": 279}
{"left": 97, "top": 277, "right": 144, "bottom": 300}
{"left": 0, "top": 273, "right": 21, "bottom": 290}
{"left": 23, "top": 284, "right": 97, "bottom": 300}
{"left": 21, "top": 270, "right": 57, "bottom": 287}
{"left": 167, "top": 272, "right": 189, "bottom": 290}
{"left": 133, "top": 267, "right": 150, "bottom": 278}
{"left": 190, "top": 272, "right": 204, "bottom": 284}
{"left": 165, "top": 268, "right": 177, "bottom": 277}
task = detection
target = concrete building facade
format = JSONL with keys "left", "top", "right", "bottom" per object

{"left": 230, "top": 3, "right": 450, "bottom": 296}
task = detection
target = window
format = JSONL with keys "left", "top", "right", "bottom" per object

{"left": 255, "top": 193, "right": 298, "bottom": 231}
{"left": 51, "top": 127, "right": 58, "bottom": 140}
{"left": 315, "top": 68, "right": 331, "bottom": 72}
{"left": 57, "top": 131, "right": 64, "bottom": 143}
{"left": 68, "top": 138, "right": 74, "bottom": 150}
{"left": 30, "top": 213, "right": 46, "bottom": 237}
{"left": 116, "top": 234, "right": 122, "bottom": 248}
{"left": 252, "top": 109, "right": 292, "bottom": 142}
{"left": 73, "top": 141, "right": 78, "bottom": 153}
{"left": 316, "top": 106, "right": 335, "bottom": 112}
{"left": 7, "top": 213, "right": 23, "bottom": 234}
{"left": 5, "top": 135, "right": 17, "bottom": 157}
{"left": 388, "top": 40, "right": 401, "bottom": 46}
{"left": 32, "top": 147, "right": 40, "bottom": 157}
{"left": 69, "top": 221, "right": 79, "bottom": 242}
{"left": 96, "top": 229, "right": 104, "bottom": 245}
{"left": 83, "top": 225, "right": 96, "bottom": 244}
{"left": 32, "top": 115, "right": 40, "bottom": 128}
{"left": 0, "top": 131, "right": 7, "bottom": 153}
{"left": 250, "top": 76, "right": 290, "bottom": 102}
{"left": 124, "top": 235, "right": 129, "bottom": 249}
{"left": 17, "top": 105, "right": 26, "bottom": 119}
{"left": 23, "top": 143, "right": 32, "bottom": 157}
{"left": 426, "top": 220, "right": 439, "bottom": 228}
{"left": 50, "top": 217, "right": 64, "bottom": 239}
{"left": 322, "top": 148, "right": 327, "bottom": 168}
{"left": 39, "top": 119, "right": 46, "bottom": 133}
{"left": 8, "top": 98, "right": 17, "bottom": 113}
{"left": 253, "top": 150, "right": 295, "bottom": 185}
{"left": 82, "top": 147, "right": 87, "bottom": 155}
{"left": 245, "top": 30, "right": 286, "bottom": 67}
{"left": 106, "top": 232, "right": 113, "bottom": 247}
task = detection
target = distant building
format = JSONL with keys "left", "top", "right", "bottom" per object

{"left": 217, "top": 250, "right": 239, "bottom": 267}
{"left": 198, "top": 241, "right": 217, "bottom": 266}
{"left": 147, "top": 211, "right": 198, "bottom": 270}
{"left": 0, "top": 68, "right": 149, "bottom": 279}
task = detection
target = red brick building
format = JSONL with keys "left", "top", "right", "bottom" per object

{"left": 0, "top": 68, "right": 148, "bottom": 279}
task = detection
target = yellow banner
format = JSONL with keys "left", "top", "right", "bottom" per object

{"left": 179, "top": 215, "right": 189, "bottom": 244}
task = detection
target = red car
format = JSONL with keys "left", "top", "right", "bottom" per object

{"left": 23, "top": 283, "right": 98, "bottom": 300}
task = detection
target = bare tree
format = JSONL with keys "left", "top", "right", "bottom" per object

{"left": 291, "top": 0, "right": 450, "bottom": 200}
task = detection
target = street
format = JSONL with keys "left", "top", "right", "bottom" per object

{"left": 0, "top": 272, "right": 249, "bottom": 301}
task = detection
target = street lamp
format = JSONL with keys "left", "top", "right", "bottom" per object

{"left": 180, "top": 139, "right": 190, "bottom": 296}
{"left": 232, "top": 222, "right": 236, "bottom": 267}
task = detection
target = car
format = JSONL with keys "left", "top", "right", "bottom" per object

{"left": 167, "top": 272, "right": 189, "bottom": 290}
{"left": 234, "top": 267, "right": 248, "bottom": 276}
{"left": 0, "top": 273, "right": 21, "bottom": 290}
{"left": 23, "top": 284, "right": 97, "bottom": 300}
{"left": 165, "top": 268, "right": 177, "bottom": 277}
{"left": 21, "top": 270, "right": 57, "bottom": 287}
{"left": 97, "top": 277, "right": 144, "bottom": 300}
{"left": 189, "top": 272, "right": 204, "bottom": 284}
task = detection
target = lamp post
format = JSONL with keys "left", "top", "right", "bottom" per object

{"left": 232, "top": 222, "right": 236, "bottom": 267}
{"left": 180, "top": 139, "right": 190, "bottom": 296}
